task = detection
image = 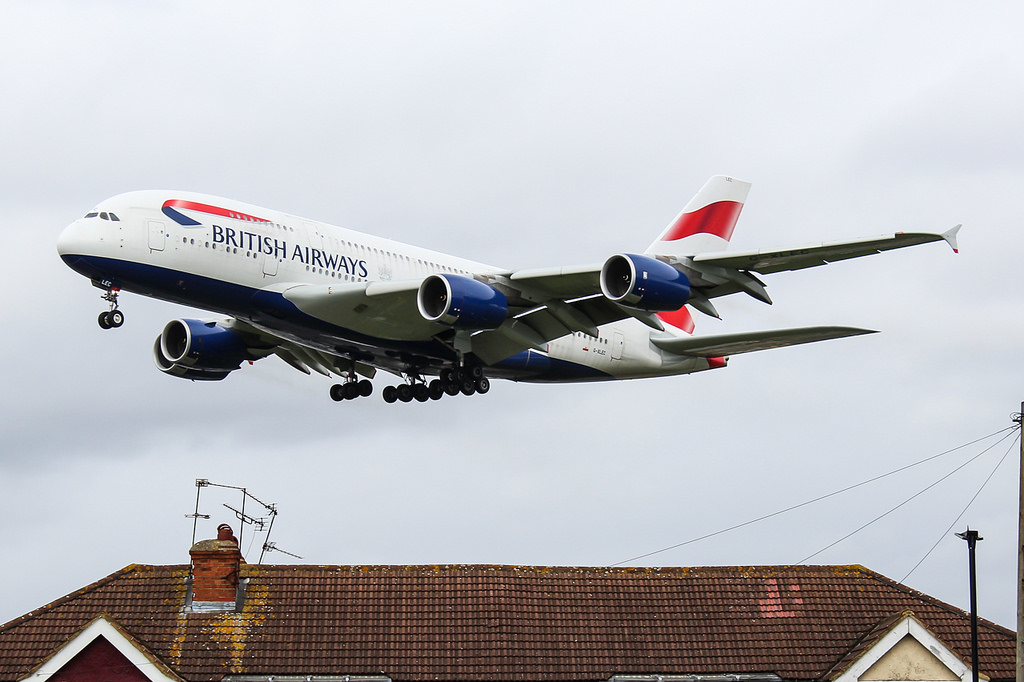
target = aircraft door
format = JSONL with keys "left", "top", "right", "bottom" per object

{"left": 304, "top": 221, "right": 325, "bottom": 252}
{"left": 612, "top": 331, "right": 624, "bottom": 360}
{"left": 262, "top": 252, "right": 279, "bottom": 277}
{"left": 148, "top": 220, "right": 166, "bottom": 251}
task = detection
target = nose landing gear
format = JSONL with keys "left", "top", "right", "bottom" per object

{"left": 97, "top": 287, "right": 124, "bottom": 329}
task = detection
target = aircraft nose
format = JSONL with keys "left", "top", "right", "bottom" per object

{"left": 56, "top": 220, "right": 81, "bottom": 257}
{"left": 56, "top": 219, "right": 101, "bottom": 275}
{"left": 57, "top": 218, "right": 95, "bottom": 259}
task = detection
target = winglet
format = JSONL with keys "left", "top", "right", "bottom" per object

{"left": 941, "top": 224, "right": 961, "bottom": 253}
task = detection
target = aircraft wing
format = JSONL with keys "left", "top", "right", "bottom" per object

{"left": 259, "top": 225, "right": 957, "bottom": 367}
{"left": 693, "top": 226, "right": 959, "bottom": 275}
{"left": 673, "top": 226, "right": 960, "bottom": 308}
{"left": 268, "top": 269, "right": 642, "bottom": 366}
{"left": 649, "top": 326, "right": 877, "bottom": 357}
{"left": 256, "top": 276, "right": 621, "bottom": 367}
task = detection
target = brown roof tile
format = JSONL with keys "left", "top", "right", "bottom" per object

{"left": 0, "top": 564, "right": 1014, "bottom": 682}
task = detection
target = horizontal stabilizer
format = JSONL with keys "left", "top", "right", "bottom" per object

{"left": 650, "top": 326, "right": 877, "bottom": 357}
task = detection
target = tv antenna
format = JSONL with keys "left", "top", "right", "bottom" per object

{"left": 186, "top": 478, "right": 302, "bottom": 563}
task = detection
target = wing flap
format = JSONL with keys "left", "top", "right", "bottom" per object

{"left": 227, "top": 317, "right": 378, "bottom": 379}
{"left": 650, "top": 326, "right": 877, "bottom": 357}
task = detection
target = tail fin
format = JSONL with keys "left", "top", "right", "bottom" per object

{"left": 645, "top": 175, "right": 751, "bottom": 257}
{"left": 648, "top": 175, "right": 750, "bottom": 330}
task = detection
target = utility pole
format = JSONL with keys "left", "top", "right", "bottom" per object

{"left": 1016, "top": 404, "right": 1023, "bottom": 682}
{"left": 957, "top": 527, "right": 982, "bottom": 682}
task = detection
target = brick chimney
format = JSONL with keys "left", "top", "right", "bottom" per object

{"left": 189, "top": 523, "right": 245, "bottom": 611}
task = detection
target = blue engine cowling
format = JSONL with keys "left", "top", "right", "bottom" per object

{"left": 417, "top": 274, "right": 508, "bottom": 330}
{"left": 153, "top": 319, "right": 248, "bottom": 381}
{"left": 600, "top": 253, "right": 691, "bottom": 311}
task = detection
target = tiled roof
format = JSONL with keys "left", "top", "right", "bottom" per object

{"left": 0, "top": 563, "right": 1014, "bottom": 682}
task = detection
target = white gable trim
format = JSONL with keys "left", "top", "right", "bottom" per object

{"left": 833, "top": 613, "right": 983, "bottom": 682}
{"left": 19, "top": 615, "right": 181, "bottom": 682}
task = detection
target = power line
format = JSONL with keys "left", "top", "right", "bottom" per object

{"left": 796, "top": 428, "right": 1017, "bottom": 564}
{"left": 898, "top": 430, "right": 1019, "bottom": 583}
{"left": 611, "top": 426, "right": 1016, "bottom": 567}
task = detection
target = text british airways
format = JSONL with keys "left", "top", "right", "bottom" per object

{"left": 212, "top": 224, "right": 369, "bottom": 277}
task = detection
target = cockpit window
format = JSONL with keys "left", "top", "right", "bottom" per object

{"left": 85, "top": 212, "right": 99, "bottom": 218}
{"left": 108, "top": 212, "right": 119, "bottom": 221}
{"left": 100, "top": 212, "right": 109, "bottom": 220}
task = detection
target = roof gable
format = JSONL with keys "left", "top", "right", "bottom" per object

{"left": 831, "top": 612, "right": 983, "bottom": 682}
{"left": 862, "top": 636, "right": 958, "bottom": 681}
{"left": 19, "top": 615, "right": 181, "bottom": 682}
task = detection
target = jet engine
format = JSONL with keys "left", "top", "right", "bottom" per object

{"left": 417, "top": 274, "right": 508, "bottom": 330}
{"left": 600, "top": 253, "right": 691, "bottom": 311}
{"left": 153, "top": 318, "right": 248, "bottom": 381}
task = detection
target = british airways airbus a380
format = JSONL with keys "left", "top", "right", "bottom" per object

{"left": 56, "top": 176, "right": 959, "bottom": 404}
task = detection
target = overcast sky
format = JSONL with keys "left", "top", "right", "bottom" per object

{"left": 3, "top": 1, "right": 1024, "bottom": 632}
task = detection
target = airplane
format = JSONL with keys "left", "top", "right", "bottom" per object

{"left": 56, "top": 175, "right": 959, "bottom": 404}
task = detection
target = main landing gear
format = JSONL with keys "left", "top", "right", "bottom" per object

{"left": 380, "top": 367, "right": 490, "bottom": 404}
{"left": 329, "top": 378, "right": 374, "bottom": 402}
{"left": 97, "top": 287, "right": 124, "bottom": 329}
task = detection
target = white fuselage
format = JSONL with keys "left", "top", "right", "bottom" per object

{"left": 57, "top": 190, "right": 718, "bottom": 383}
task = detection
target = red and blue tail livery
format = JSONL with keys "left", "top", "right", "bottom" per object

{"left": 57, "top": 175, "right": 960, "bottom": 404}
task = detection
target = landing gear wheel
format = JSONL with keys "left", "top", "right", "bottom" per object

{"left": 342, "top": 382, "right": 359, "bottom": 400}
{"left": 474, "top": 376, "right": 490, "bottom": 394}
{"left": 358, "top": 379, "right": 373, "bottom": 397}
{"left": 108, "top": 309, "right": 124, "bottom": 327}
{"left": 330, "top": 384, "right": 346, "bottom": 402}
{"left": 382, "top": 385, "right": 398, "bottom": 403}
{"left": 397, "top": 384, "right": 413, "bottom": 403}
{"left": 98, "top": 311, "right": 112, "bottom": 329}
{"left": 428, "top": 379, "right": 445, "bottom": 400}
{"left": 460, "top": 379, "right": 476, "bottom": 396}
{"left": 443, "top": 380, "right": 460, "bottom": 397}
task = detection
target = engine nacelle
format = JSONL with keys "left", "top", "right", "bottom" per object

{"left": 600, "top": 253, "right": 691, "bottom": 311}
{"left": 153, "top": 319, "right": 248, "bottom": 381}
{"left": 417, "top": 274, "right": 508, "bottom": 330}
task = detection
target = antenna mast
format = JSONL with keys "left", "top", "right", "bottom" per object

{"left": 185, "top": 478, "right": 301, "bottom": 563}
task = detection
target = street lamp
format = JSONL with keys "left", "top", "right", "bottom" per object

{"left": 956, "top": 527, "right": 982, "bottom": 682}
